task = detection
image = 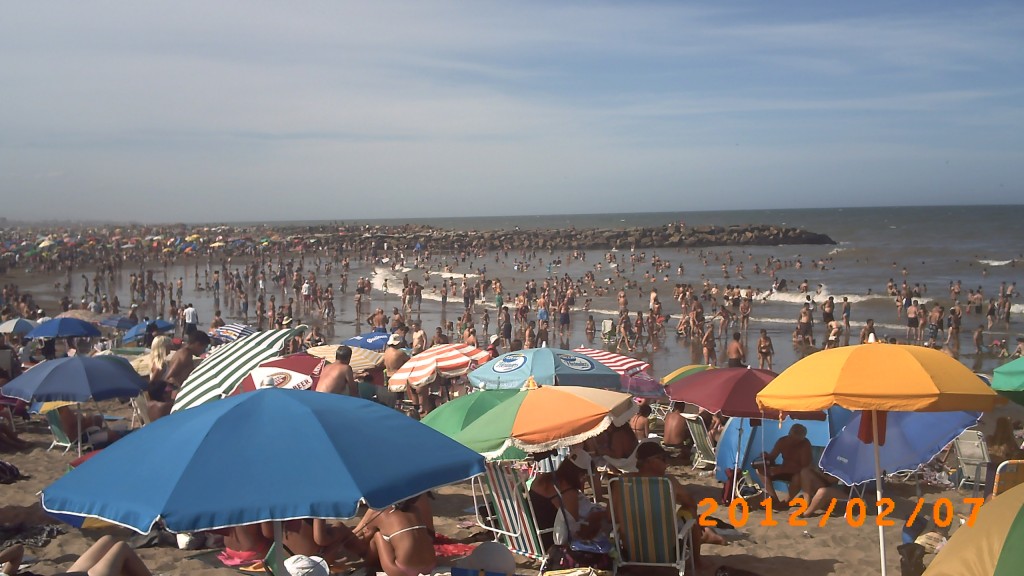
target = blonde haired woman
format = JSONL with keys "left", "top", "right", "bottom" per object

{"left": 148, "top": 336, "right": 173, "bottom": 383}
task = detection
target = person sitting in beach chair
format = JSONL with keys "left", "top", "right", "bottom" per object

{"left": 56, "top": 406, "right": 127, "bottom": 449}
{"left": 751, "top": 424, "right": 812, "bottom": 509}
{"left": 528, "top": 451, "right": 608, "bottom": 552}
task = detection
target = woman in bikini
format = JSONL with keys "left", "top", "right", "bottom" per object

{"left": 352, "top": 494, "right": 437, "bottom": 576}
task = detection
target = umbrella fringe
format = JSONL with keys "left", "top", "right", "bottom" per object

{"left": 508, "top": 414, "right": 619, "bottom": 456}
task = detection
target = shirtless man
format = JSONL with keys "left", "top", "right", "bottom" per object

{"left": 752, "top": 424, "right": 812, "bottom": 507}
{"left": 726, "top": 332, "right": 745, "bottom": 367}
{"left": 317, "top": 345, "right": 356, "bottom": 396}
{"left": 860, "top": 318, "right": 877, "bottom": 344}
{"left": 409, "top": 322, "right": 427, "bottom": 355}
{"left": 797, "top": 303, "right": 814, "bottom": 346}
{"left": 906, "top": 300, "right": 920, "bottom": 341}
{"left": 383, "top": 333, "right": 416, "bottom": 411}
{"left": 164, "top": 331, "right": 211, "bottom": 395}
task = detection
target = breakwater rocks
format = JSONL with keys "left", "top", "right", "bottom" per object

{"left": 341, "top": 223, "right": 835, "bottom": 252}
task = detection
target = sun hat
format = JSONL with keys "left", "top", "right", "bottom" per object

{"left": 283, "top": 555, "right": 329, "bottom": 576}
{"left": 489, "top": 334, "right": 500, "bottom": 345}
{"left": 387, "top": 333, "right": 403, "bottom": 346}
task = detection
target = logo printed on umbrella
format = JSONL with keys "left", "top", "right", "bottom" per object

{"left": 557, "top": 354, "right": 594, "bottom": 372}
{"left": 266, "top": 372, "right": 307, "bottom": 390}
{"left": 493, "top": 354, "right": 527, "bottom": 373}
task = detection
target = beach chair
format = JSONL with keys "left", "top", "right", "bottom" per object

{"left": 130, "top": 392, "right": 153, "bottom": 429}
{"left": 648, "top": 401, "right": 673, "bottom": 422}
{"left": 954, "top": 429, "right": 990, "bottom": 496}
{"left": 682, "top": 414, "right": 716, "bottom": 470}
{"left": 471, "top": 461, "right": 552, "bottom": 567}
{"left": 608, "top": 476, "right": 695, "bottom": 576}
{"left": 993, "top": 460, "right": 1024, "bottom": 497}
{"left": 601, "top": 319, "right": 615, "bottom": 343}
{"left": 45, "top": 410, "right": 92, "bottom": 454}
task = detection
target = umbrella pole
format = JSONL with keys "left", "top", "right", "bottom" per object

{"left": 733, "top": 419, "right": 745, "bottom": 502}
{"left": 872, "top": 410, "right": 886, "bottom": 576}
{"left": 76, "top": 409, "right": 83, "bottom": 458}
{"left": 273, "top": 520, "right": 286, "bottom": 575}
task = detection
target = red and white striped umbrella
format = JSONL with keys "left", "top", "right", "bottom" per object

{"left": 573, "top": 347, "right": 649, "bottom": 375}
{"left": 388, "top": 344, "right": 491, "bottom": 391}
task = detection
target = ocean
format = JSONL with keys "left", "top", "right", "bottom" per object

{"left": 26, "top": 205, "right": 1024, "bottom": 378}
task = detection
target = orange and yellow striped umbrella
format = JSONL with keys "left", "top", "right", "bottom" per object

{"left": 388, "top": 343, "right": 490, "bottom": 391}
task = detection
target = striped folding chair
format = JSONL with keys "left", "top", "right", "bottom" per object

{"left": 682, "top": 414, "right": 716, "bottom": 470}
{"left": 471, "top": 461, "right": 551, "bottom": 565}
{"left": 993, "top": 460, "right": 1024, "bottom": 497}
{"left": 608, "top": 476, "right": 695, "bottom": 576}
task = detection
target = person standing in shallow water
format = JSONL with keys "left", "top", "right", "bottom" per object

{"left": 726, "top": 332, "right": 745, "bottom": 367}
{"left": 757, "top": 329, "right": 774, "bottom": 370}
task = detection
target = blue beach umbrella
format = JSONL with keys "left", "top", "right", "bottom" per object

{"left": 342, "top": 330, "right": 391, "bottom": 352}
{"left": 0, "top": 356, "right": 146, "bottom": 403}
{"left": 123, "top": 319, "right": 176, "bottom": 343}
{"left": 100, "top": 316, "right": 136, "bottom": 330}
{"left": 468, "top": 348, "right": 622, "bottom": 390}
{"left": 0, "top": 317, "right": 38, "bottom": 335}
{"left": 41, "top": 389, "right": 485, "bottom": 534}
{"left": 27, "top": 318, "right": 101, "bottom": 339}
{"left": 820, "top": 410, "right": 981, "bottom": 485}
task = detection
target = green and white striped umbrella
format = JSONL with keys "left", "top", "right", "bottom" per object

{"left": 172, "top": 328, "right": 302, "bottom": 412}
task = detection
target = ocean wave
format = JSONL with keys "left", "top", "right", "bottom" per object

{"left": 752, "top": 316, "right": 905, "bottom": 333}
{"left": 758, "top": 284, "right": 899, "bottom": 305}
{"left": 979, "top": 260, "right": 1015, "bottom": 267}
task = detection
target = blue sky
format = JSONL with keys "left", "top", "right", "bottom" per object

{"left": 2, "top": 1, "right": 1022, "bottom": 223}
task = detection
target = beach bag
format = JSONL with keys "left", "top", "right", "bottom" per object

{"left": 545, "top": 488, "right": 613, "bottom": 572}
{"left": 0, "top": 460, "right": 22, "bottom": 484}
{"left": 898, "top": 543, "right": 926, "bottom": 576}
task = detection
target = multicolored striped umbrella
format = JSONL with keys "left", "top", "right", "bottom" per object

{"left": 924, "top": 481, "right": 1024, "bottom": 575}
{"left": 426, "top": 379, "right": 637, "bottom": 459}
{"left": 209, "top": 323, "right": 257, "bottom": 343}
{"left": 172, "top": 328, "right": 301, "bottom": 412}
{"left": 573, "top": 347, "right": 650, "bottom": 375}
{"left": 660, "top": 363, "right": 715, "bottom": 386}
{"left": 387, "top": 344, "right": 491, "bottom": 391}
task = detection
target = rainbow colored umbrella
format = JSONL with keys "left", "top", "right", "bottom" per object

{"left": 425, "top": 378, "right": 637, "bottom": 459}
{"left": 660, "top": 363, "right": 715, "bottom": 386}
{"left": 924, "top": 481, "right": 1024, "bottom": 575}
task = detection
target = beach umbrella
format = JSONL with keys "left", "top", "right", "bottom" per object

{"left": 123, "top": 319, "right": 175, "bottom": 343}
{"left": 660, "top": 363, "right": 715, "bottom": 386}
{"left": 619, "top": 371, "right": 668, "bottom": 399}
{"left": 27, "top": 318, "right": 101, "bottom": 339}
{"left": 0, "top": 356, "right": 146, "bottom": 403}
{"left": 821, "top": 410, "right": 980, "bottom": 485}
{"left": 305, "top": 345, "right": 383, "bottom": 374}
{"left": 56, "top": 309, "right": 105, "bottom": 323}
{"left": 99, "top": 316, "right": 136, "bottom": 330}
{"left": 209, "top": 323, "right": 258, "bottom": 344}
{"left": 572, "top": 347, "right": 650, "bottom": 375}
{"left": 426, "top": 379, "right": 637, "bottom": 459}
{"left": 387, "top": 343, "right": 491, "bottom": 391}
{"left": 756, "top": 344, "right": 1007, "bottom": 576}
{"left": 468, "top": 348, "right": 622, "bottom": 391}
{"left": 992, "top": 356, "right": 1024, "bottom": 405}
{"left": 233, "top": 353, "right": 326, "bottom": 394}
{"left": 665, "top": 368, "right": 780, "bottom": 419}
{"left": 41, "top": 389, "right": 485, "bottom": 574}
{"left": 173, "top": 328, "right": 302, "bottom": 413}
{"left": 922, "top": 481, "right": 1024, "bottom": 575}
{"left": 0, "top": 318, "right": 38, "bottom": 336}
{"left": 342, "top": 330, "right": 391, "bottom": 352}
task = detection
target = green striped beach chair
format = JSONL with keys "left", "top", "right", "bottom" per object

{"left": 608, "top": 476, "right": 695, "bottom": 576}
{"left": 471, "top": 461, "right": 552, "bottom": 565}
{"left": 682, "top": 414, "right": 717, "bottom": 470}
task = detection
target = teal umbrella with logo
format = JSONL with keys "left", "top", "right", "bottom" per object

{"left": 468, "top": 347, "right": 622, "bottom": 390}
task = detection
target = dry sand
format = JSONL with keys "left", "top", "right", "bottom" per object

{"left": 3, "top": 400, "right": 1010, "bottom": 576}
